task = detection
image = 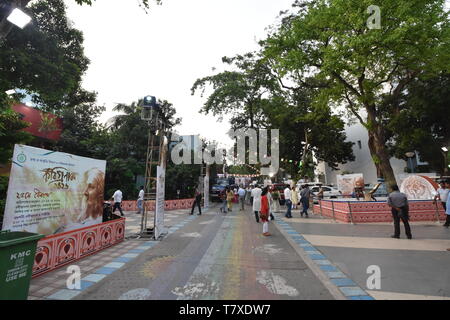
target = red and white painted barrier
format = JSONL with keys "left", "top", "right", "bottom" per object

{"left": 313, "top": 200, "right": 446, "bottom": 223}
{"left": 32, "top": 217, "right": 125, "bottom": 278}
{"left": 31, "top": 198, "right": 195, "bottom": 278}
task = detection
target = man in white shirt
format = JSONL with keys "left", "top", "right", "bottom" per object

{"left": 284, "top": 186, "right": 292, "bottom": 218}
{"left": 434, "top": 181, "right": 449, "bottom": 212}
{"left": 251, "top": 185, "right": 262, "bottom": 223}
{"left": 137, "top": 186, "right": 144, "bottom": 215}
{"left": 112, "top": 189, "right": 124, "bottom": 216}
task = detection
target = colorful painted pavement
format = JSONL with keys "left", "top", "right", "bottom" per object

{"left": 27, "top": 208, "right": 196, "bottom": 300}
{"left": 29, "top": 203, "right": 450, "bottom": 300}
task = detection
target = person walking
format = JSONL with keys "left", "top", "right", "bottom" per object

{"left": 191, "top": 188, "right": 202, "bottom": 215}
{"left": 387, "top": 185, "right": 412, "bottom": 239}
{"left": 260, "top": 187, "right": 271, "bottom": 236}
{"left": 245, "top": 186, "right": 251, "bottom": 205}
{"left": 284, "top": 185, "right": 292, "bottom": 218}
{"left": 266, "top": 186, "right": 275, "bottom": 221}
{"left": 111, "top": 189, "right": 124, "bottom": 217}
{"left": 137, "top": 186, "right": 144, "bottom": 214}
{"left": 271, "top": 187, "right": 280, "bottom": 213}
{"left": 226, "top": 188, "right": 234, "bottom": 212}
{"left": 291, "top": 185, "right": 299, "bottom": 210}
{"left": 219, "top": 187, "right": 228, "bottom": 214}
{"left": 300, "top": 184, "right": 314, "bottom": 218}
{"left": 238, "top": 185, "right": 246, "bottom": 211}
{"left": 434, "top": 181, "right": 449, "bottom": 225}
{"left": 251, "top": 185, "right": 262, "bottom": 223}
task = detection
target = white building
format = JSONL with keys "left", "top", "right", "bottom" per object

{"left": 316, "top": 121, "right": 407, "bottom": 186}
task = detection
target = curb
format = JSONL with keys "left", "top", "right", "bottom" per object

{"left": 272, "top": 213, "right": 375, "bottom": 301}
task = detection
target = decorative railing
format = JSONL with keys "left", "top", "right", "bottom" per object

{"left": 31, "top": 198, "right": 197, "bottom": 278}
{"left": 32, "top": 217, "right": 125, "bottom": 278}
{"left": 120, "top": 198, "right": 195, "bottom": 211}
{"left": 313, "top": 200, "right": 446, "bottom": 223}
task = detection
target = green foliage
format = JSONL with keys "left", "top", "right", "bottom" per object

{"left": 165, "top": 163, "right": 202, "bottom": 199}
{"left": 0, "top": 105, "right": 33, "bottom": 163}
{"left": 192, "top": 52, "right": 354, "bottom": 177}
{"left": 0, "top": 0, "right": 90, "bottom": 111}
{"left": 0, "top": 176, "right": 8, "bottom": 229}
{"left": 261, "top": 0, "right": 449, "bottom": 182}
{"left": 386, "top": 73, "right": 450, "bottom": 174}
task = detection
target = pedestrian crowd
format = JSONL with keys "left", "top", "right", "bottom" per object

{"left": 112, "top": 178, "right": 450, "bottom": 241}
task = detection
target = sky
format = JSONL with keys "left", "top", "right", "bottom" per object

{"left": 65, "top": 0, "right": 295, "bottom": 149}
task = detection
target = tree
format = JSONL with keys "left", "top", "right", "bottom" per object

{"left": 192, "top": 53, "right": 277, "bottom": 129}
{"left": 101, "top": 98, "right": 182, "bottom": 199}
{"left": 386, "top": 73, "right": 450, "bottom": 175}
{"left": 0, "top": 100, "right": 33, "bottom": 163}
{"left": 262, "top": 0, "right": 449, "bottom": 189}
{"left": 192, "top": 52, "right": 354, "bottom": 178}
{"left": 55, "top": 90, "right": 105, "bottom": 157}
{"left": 0, "top": 0, "right": 90, "bottom": 111}
{"left": 0, "top": 0, "right": 93, "bottom": 163}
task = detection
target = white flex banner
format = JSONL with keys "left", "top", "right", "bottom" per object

{"left": 2, "top": 145, "right": 106, "bottom": 235}
{"left": 154, "top": 165, "right": 166, "bottom": 239}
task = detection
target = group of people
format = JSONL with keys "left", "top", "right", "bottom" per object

{"left": 112, "top": 179, "right": 450, "bottom": 242}
{"left": 283, "top": 184, "right": 315, "bottom": 219}
{"left": 226, "top": 184, "right": 316, "bottom": 237}
{"left": 434, "top": 180, "right": 450, "bottom": 228}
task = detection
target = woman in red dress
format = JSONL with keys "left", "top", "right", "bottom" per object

{"left": 260, "top": 187, "right": 270, "bottom": 236}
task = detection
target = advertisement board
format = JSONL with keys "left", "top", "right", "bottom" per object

{"left": 336, "top": 174, "right": 365, "bottom": 196}
{"left": 2, "top": 145, "right": 106, "bottom": 236}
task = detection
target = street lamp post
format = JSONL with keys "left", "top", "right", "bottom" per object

{"left": 140, "top": 95, "right": 165, "bottom": 239}
{"left": 441, "top": 147, "right": 449, "bottom": 176}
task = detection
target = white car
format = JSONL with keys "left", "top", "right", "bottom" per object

{"left": 310, "top": 186, "right": 341, "bottom": 203}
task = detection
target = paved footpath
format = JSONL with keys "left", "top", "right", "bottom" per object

{"left": 27, "top": 208, "right": 196, "bottom": 300}
{"left": 28, "top": 204, "right": 450, "bottom": 300}
{"left": 281, "top": 208, "right": 450, "bottom": 300}
{"left": 72, "top": 204, "right": 336, "bottom": 300}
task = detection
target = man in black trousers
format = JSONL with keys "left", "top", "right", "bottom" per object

{"left": 191, "top": 187, "right": 202, "bottom": 215}
{"left": 387, "top": 184, "right": 412, "bottom": 239}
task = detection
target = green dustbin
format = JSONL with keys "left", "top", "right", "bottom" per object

{"left": 0, "top": 230, "right": 44, "bottom": 300}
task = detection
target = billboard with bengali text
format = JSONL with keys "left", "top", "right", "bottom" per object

{"left": 2, "top": 145, "right": 106, "bottom": 236}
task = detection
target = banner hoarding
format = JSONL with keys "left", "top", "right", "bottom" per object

{"left": 2, "top": 145, "right": 106, "bottom": 236}
{"left": 155, "top": 165, "right": 166, "bottom": 239}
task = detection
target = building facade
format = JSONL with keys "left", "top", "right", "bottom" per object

{"left": 316, "top": 121, "right": 407, "bottom": 186}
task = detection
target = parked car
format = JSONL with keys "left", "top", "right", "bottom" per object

{"left": 310, "top": 186, "right": 341, "bottom": 203}
{"left": 211, "top": 178, "right": 230, "bottom": 202}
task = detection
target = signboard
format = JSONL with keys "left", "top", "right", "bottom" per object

{"left": 154, "top": 165, "right": 166, "bottom": 239}
{"left": 336, "top": 174, "right": 365, "bottom": 196}
{"left": 2, "top": 145, "right": 106, "bottom": 236}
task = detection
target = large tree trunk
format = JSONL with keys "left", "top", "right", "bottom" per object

{"left": 366, "top": 107, "right": 397, "bottom": 192}
{"left": 368, "top": 134, "right": 382, "bottom": 178}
